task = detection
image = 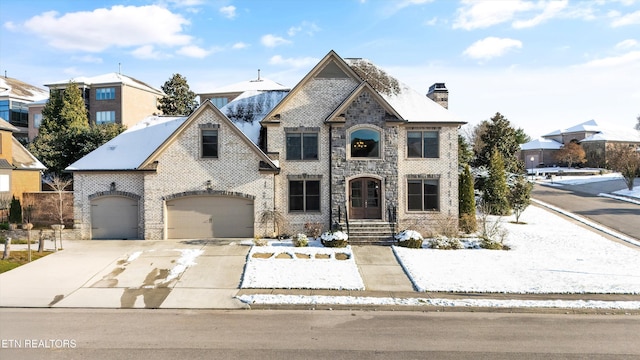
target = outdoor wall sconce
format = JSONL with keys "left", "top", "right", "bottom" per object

{"left": 110, "top": 182, "right": 116, "bottom": 191}
{"left": 206, "top": 180, "right": 212, "bottom": 190}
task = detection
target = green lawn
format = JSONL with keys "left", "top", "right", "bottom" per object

{"left": 0, "top": 251, "right": 53, "bottom": 273}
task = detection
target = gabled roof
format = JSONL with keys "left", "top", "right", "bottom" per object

{"left": 519, "top": 137, "right": 563, "bottom": 150}
{"left": 12, "top": 137, "right": 46, "bottom": 170}
{"left": 0, "top": 117, "right": 19, "bottom": 132}
{"left": 46, "top": 73, "right": 164, "bottom": 95}
{"left": 580, "top": 128, "right": 640, "bottom": 143}
{"left": 0, "top": 77, "right": 48, "bottom": 102}
{"left": 325, "top": 82, "right": 403, "bottom": 123}
{"left": 262, "top": 50, "right": 362, "bottom": 124}
{"left": 66, "top": 101, "right": 278, "bottom": 172}
{"left": 262, "top": 50, "right": 462, "bottom": 125}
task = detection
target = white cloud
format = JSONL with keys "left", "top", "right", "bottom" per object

{"left": 512, "top": 0, "right": 568, "bottom": 29}
{"left": 131, "top": 45, "right": 164, "bottom": 60}
{"left": 261, "top": 34, "right": 291, "bottom": 48}
{"left": 232, "top": 42, "right": 249, "bottom": 49}
{"left": 611, "top": 10, "right": 640, "bottom": 27}
{"left": 463, "top": 37, "right": 523, "bottom": 60}
{"left": 219, "top": 5, "right": 237, "bottom": 19}
{"left": 269, "top": 55, "right": 319, "bottom": 68}
{"left": 579, "top": 51, "right": 640, "bottom": 68}
{"left": 176, "top": 45, "right": 210, "bottom": 58}
{"left": 616, "top": 39, "right": 639, "bottom": 50}
{"left": 287, "top": 21, "right": 320, "bottom": 37}
{"left": 453, "top": 0, "right": 535, "bottom": 30}
{"left": 3, "top": 21, "right": 16, "bottom": 31}
{"left": 22, "top": 6, "right": 192, "bottom": 52}
{"left": 71, "top": 55, "right": 103, "bottom": 64}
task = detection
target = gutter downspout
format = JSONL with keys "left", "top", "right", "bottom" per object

{"left": 329, "top": 125, "right": 332, "bottom": 230}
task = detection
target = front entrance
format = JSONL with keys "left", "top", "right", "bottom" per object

{"left": 349, "top": 177, "right": 381, "bottom": 219}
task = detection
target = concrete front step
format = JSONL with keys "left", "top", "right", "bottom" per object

{"left": 340, "top": 221, "right": 396, "bottom": 245}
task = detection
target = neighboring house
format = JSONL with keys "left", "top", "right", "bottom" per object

{"left": 67, "top": 50, "right": 463, "bottom": 240}
{"left": 40, "top": 73, "right": 164, "bottom": 135}
{"left": 520, "top": 120, "right": 640, "bottom": 168}
{"left": 198, "top": 72, "right": 290, "bottom": 108}
{"left": 0, "top": 76, "right": 49, "bottom": 142}
{"left": 0, "top": 118, "right": 46, "bottom": 202}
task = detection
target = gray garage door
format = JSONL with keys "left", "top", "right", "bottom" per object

{"left": 166, "top": 195, "right": 254, "bottom": 239}
{"left": 91, "top": 196, "right": 139, "bottom": 240}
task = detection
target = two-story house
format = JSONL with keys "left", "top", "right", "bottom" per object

{"left": 67, "top": 51, "right": 463, "bottom": 240}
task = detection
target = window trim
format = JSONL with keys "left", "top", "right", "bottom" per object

{"left": 288, "top": 179, "right": 321, "bottom": 213}
{"left": 96, "top": 87, "right": 116, "bottom": 101}
{"left": 407, "top": 178, "right": 440, "bottom": 212}
{"left": 201, "top": 129, "right": 219, "bottom": 159}
{"left": 285, "top": 128, "right": 319, "bottom": 161}
{"left": 407, "top": 130, "right": 440, "bottom": 159}
{"left": 348, "top": 126, "right": 382, "bottom": 159}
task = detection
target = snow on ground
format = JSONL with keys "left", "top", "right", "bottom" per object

{"left": 394, "top": 206, "right": 640, "bottom": 294}
{"left": 241, "top": 244, "right": 365, "bottom": 290}
{"left": 538, "top": 171, "right": 623, "bottom": 185}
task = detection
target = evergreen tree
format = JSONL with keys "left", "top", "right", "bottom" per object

{"left": 9, "top": 196, "right": 22, "bottom": 224}
{"left": 60, "top": 82, "right": 89, "bottom": 132}
{"left": 458, "top": 134, "right": 473, "bottom": 167}
{"left": 458, "top": 164, "right": 477, "bottom": 233}
{"left": 483, "top": 148, "right": 511, "bottom": 215}
{"left": 635, "top": 114, "right": 640, "bottom": 131}
{"left": 508, "top": 175, "right": 533, "bottom": 223}
{"left": 39, "top": 88, "right": 64, "bottom": 135}
{"left": 157, "top": 73, "right": 198, "bottom": 115}
{"left": 475, "top": 112, "right": 525, "bottom": 174}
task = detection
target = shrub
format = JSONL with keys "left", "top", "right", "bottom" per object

{"left": 395, "top": 230, "right": 423, "bottom": 248}
{"left": 480, "top": 238, "right": 510, "bottom": 250}
{"left": 320, "top": 231, "right": 348, "bottom": 248}
{"left": 303, "top": 222, "right": 323, "bottom": 238}
{"left": 9, "top": 196, "right": 22, "bottom": 224}
{"left": 292, "top": 233, "right": 308, "bottom": 247}
{"left": 428, "top": 235, "right": 463, "bottom": 250}
{"left": 459, "top": 213, "right": 477, "bottom": 234}
{"left": 252, "top": 236, "right": 268, "bottom": 246}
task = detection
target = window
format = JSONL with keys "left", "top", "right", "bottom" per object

{"left": 96, "top": 88, "right": 115, "bottom": 100}
{"left": 201, "top": 129, "right": 218, "bottom": 158}
{"left": 407, "top": 131, "right": 439, "bottom": 158}
{"left": 96, "top": 111, "right": 116, "bottom": 124}
{"left": 407, "top": 179, "right": 439, "bottom": 211}
{"left": 286, "top": 132, "right": 318, "bottom": 160}
{"left": 34, "top": 113, "right": 42, "bottom": 128}
{"left": 350, "top": 129, "right": 380, "bottom": 158}
{"left": 211, "top": 97, "right": 228, "bottom": 108}
{"left": 0, "top": 175, "right": 9, "bottom": 192}
{"left": 289, "top": 180, "right": 320, "bottom": 212}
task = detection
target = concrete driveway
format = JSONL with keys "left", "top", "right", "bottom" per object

{"left": 0, "top": 240, "right": 251, "bottom": 309}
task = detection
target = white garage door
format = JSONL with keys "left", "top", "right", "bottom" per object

{"left": 91, "top": 196, "right": 139, "bottom": 240}
{"left": 166, "top": 195, "right": 254, "bottom": 239}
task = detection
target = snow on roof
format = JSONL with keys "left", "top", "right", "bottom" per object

{"left": 47, "top": 73, "right": 163, "bottom": 95}
{"left": 0, "top": 77, "right": 48, "bottom": 102}
{"left": 543, "top": 120, "right": 600, "bottom": 137}
{"left": 581, "top": 127, "right": 640, "bottom": 142}
{"left": 520, "top": 137, "right": 563, "bottom": 150}
{"left": 12, "top": 137, "right": 46, "bottom": 170}
{"left": 344, "top": 58, "right": 461, "bottom": 123}
{"left": 66, "top": 115, "right": 186, "bottom": 171}
{"left": 205, "top": 77, "right": 289, "bottom": 94}
{"left": 220, "top": 90, "right": 289, "bottom": 144}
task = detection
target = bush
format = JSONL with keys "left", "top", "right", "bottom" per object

{"left": 252, "top": 237, "right": 268, "bottom": 246}
{"left": 292, "top": 233, "right": 308, "bottom": 247}
{"left": 395, "top": 230, "right": 423, "bottom": 248}
{"left": 303, "top": 222, "right": 323, "bottom": 238}
{"left": 9, "top": 196, "right": 22, "bottom": 224}
{"left": 427, "top": 235, "right": 463, "bottom": 250}
{"left": 480, "top": 237, "right": 510, "bottom": 250}
{"left": 320, "top": 231, "right": 348, "bottom": 248}
{"left": 458, "top": 213, "right": 477, "bottom": 234}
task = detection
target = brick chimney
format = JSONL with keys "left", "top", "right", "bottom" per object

{"left": 427, "top": 83, "right": 448, "bottom": 109}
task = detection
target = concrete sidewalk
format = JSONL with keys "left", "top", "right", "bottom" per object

{"left": 2, "top": 240, "right": 639, "bottom": 312}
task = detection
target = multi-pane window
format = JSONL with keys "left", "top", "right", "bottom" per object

{"left": 96, "top": 88, "right": 115, "bottom": 100}
{"left": 289, "top": 180, "right": 320, "bottom": 212}
{"left": 286, "top": 132, "right": 318, "bottom": 160}
{"left": 34, "top": 113, "right": 42, "bottom": 128}
{"left": 350, "top": 129, "right": 380, "bottom": 158}
{"left": 407, "top": 131, "right": 439, "bottom": 158}
{"left": 201, "top": 130, "right": 218, "bottom": 158}
{"left": 407, "top": 179, "right": 439, "bottom": 211}
{"left": 96, "top": 111, "right": 116, "bottom": 124}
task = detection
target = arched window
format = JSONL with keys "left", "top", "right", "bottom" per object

{"left": 350, "top": 129, "right": 380, "bottom": 158}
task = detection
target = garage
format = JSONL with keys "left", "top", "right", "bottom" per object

{"left": 166, "top": 195, "right": 254, "bottom": 239}
{"left": 91, "top": 196, "right": 139, "bottom": 240}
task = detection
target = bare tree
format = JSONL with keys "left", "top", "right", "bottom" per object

{"left": 44, "top": 176, "right": 73, "bottom": 250}
{"left": 607, "top": 143, "right": 640, "bottom": 190}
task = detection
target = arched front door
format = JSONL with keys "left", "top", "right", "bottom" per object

{"left": 349, "top": 177, "right": 381, "bottom": 219}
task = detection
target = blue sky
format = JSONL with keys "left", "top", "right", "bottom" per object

{"left": 1, "top": 0, "right": 639, "bottom": 137}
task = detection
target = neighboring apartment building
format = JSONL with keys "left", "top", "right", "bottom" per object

{"left": 38, "top": 73, "right": 164, "bottom": 136}
{"left": 67, "top": 51, "right": 463, "bottom": 241}
{"left": 0, "top": 76, "right": 48, "bottom": 142}
{"left": 198, "top": 72, "right": 290, "bottom": 108}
